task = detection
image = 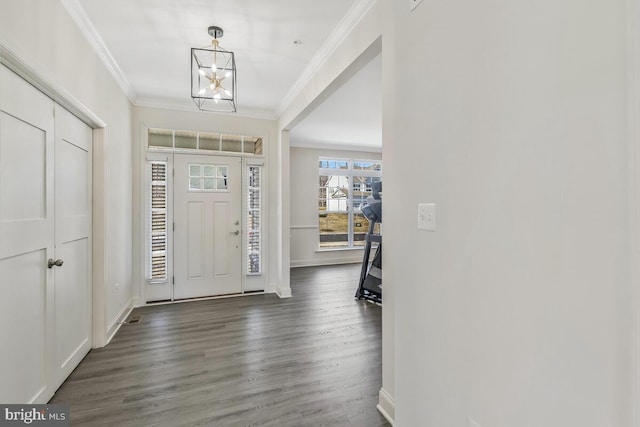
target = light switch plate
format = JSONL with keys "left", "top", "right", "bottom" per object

{"left": 410, "top": 0, "right": 424, "bottom": 11}
{"left": 418, "top": 203, "right": 436, "bottom": 231}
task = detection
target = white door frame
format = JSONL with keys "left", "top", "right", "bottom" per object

{"left": 630, "top": 0, "right": 640, "bottom": 425}
{"left": 0, "top": 43, "right": 110, "bottom": 348}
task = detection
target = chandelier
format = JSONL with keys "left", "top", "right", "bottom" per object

{"left": 191, "top": 26, "right": 237, "bottom": 113}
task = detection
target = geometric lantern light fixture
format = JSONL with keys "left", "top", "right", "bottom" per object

{"left": 191, "top": 26, "right": 237, "bottom": 113}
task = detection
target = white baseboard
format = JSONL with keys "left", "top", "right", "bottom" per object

{"left": 105, "top": 298, "right": 134, "bottom": 346}
{"left": 290, "top": 258, "right": 361, "bottom": 268}
{"left": 276, "top": 286, "right": 292, "bottom": 298}
{"left": 377, "top": 387, "right": 395, "bottom": 426}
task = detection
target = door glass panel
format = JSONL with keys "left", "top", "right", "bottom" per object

{"left": 189, "top": 178, "right": 201, "bottom": 190}
{"left": 215, "top": 178, "right": 228, "bottom": 191}
{"left": 189, "top": 165, "right": 201, "bottom": 177}
{"left": 203, "top": 165, "right": 215, "bottom": 177}
{"left": 203, "top": 178, "right": 215, "bottom": 190}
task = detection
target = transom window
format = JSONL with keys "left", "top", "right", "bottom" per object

{"left": 188, "top": 164, "right": 228, "bottom": 191}
{"left": 318, "top": 158, "right": 382, "bottom": 249}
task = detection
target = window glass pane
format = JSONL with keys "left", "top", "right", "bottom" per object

{"left": 217, "top": 166, "right": 228, "bottom": 178}
{"left": 319, "top": 159, "right": 349, "bottom": 170}
{"left": 189, "top": 165, "right": 201, "bottom": 177}
{"left": 242, "top": 137, "right": 264, "bottom": 155}
{"left": 203, "top": 165, "right": 215, "bottom": 177}
{"left": 353, "top": 161, "right": 382, "bottom": 171}
{"left": 203, "top": 178, "right": 215, "bottom": 190}
{"left": 216, "top": 178, "right": 228, "bottom": 190}
{"left": 352, "top": 176, "right": 380, "bottom": 212}
{"left": 175, "top": 130, "right": 197, "bottom": 149}
{"left": 221, "top": 134, "right": 242, "bottom": 153}
{"left": 319, "top": 212, "right": 349, "bottom": 248}
{"left": 199, "top": 132, "right": 220, "bottom": 151}
{"left": 189, "top": 177, "right": 201, "bottom": 190}
{"left": 353, "top": 213, "right": 370, "bottom": 247}
{"left": 322, "top": 175, "right": 349, "bottom": 211}
{"left": 148, "top": 129, "right": 173, "bottom": 148}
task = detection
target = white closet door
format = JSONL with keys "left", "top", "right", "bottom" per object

{"left": 0, "top": 65, "right": 93, "bottom": 404}
{"left": 0, "top": 64, "right": 56, "bottom": 403}
{"left": 54, "top": 104, "right": 92, "bottom": 385}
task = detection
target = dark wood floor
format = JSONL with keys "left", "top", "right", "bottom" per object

{"left": 51, "top": 264, "right": 389, "bottom": 427}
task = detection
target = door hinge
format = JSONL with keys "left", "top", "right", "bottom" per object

{"left": 172, "top": 276, "right": 175, "bottom": 285}
{"left": 173, "top": 222, "right": 175, "bottom": 231}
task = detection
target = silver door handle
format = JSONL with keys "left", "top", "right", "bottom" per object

{"left": 232, "top": 230, "right": 240, "bottom": 235}
{"left": 48, "top": 259, "right": 63, "bottom": 268}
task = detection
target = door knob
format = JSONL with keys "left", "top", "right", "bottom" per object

{"left": 48, "top": 259, "right": 64, "bottom": 268}
{"left": 233, "top": 230, "right": 240, "bottom": 235}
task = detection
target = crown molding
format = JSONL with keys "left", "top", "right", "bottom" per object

{"left": 276, "top": 0, "right": 377, "bottom": 116}
{"left": 134, "top": 95, "right": 278, "bottom": 121}
{"left": 61, "top": 0, "right": 136, "bottom": 103}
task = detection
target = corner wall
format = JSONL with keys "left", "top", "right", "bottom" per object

{"left": 290, "top": 146, "right": 381, "bottom": 268}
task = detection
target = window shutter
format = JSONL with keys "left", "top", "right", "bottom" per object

{"left": 247, "top": 165, "right": 261, "bottom": 274}
{"left": 149, "top": 161, "right": 168, "bottom": 281}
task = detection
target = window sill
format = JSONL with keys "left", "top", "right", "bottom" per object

{"left": 315, "top": 247, "right": 365, "bottom": 253}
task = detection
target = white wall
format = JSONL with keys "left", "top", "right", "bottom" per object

{"left": 0, "top": 0, "right": 134, "bottom": 344}
{"left": 131, "top": 106, "right": 279, "bottom": 298}
{"left": 289, "top": 146, "right": 381, "bottom": 267}
{"left": 389, "top": 0, "right": 630, "bottom": 425}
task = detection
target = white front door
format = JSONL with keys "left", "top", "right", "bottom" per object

{"left": 173, "top": 154, "right": 242, "bottom": 299}
{"left": 0, "top": 65, "right": 92, "bottom": 403}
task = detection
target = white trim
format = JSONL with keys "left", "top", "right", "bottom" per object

{"left": 0, "top": 43, "right": 105, "bottom": 128}
{"left": 315, "top": 247, "right": 365, "bottom": 253}
{"left": 290, "top": 225, "right": 319, "bottom": 230}
{"left": 275, "top": 286, "right": 292, "bottom": 298}
{"left": 60, "top": 0, "right": 135, "bottom": 103}
{"left": 291, "top": 139, "right": 382, "bottom": 153}
{"left": 134, "top": 95, "right": 278, "bottom": 121}
{"left": 630, "top": 1, "right": 640, "bottom": 426}
{"left": 146, "top": 291, "right": 265, "bottom": 306}
{"left": 377, "top": 387, "right": 395, "bottom": 426}
{"left": 277, "top": 0, "right": 378, "bottom": 116}
{"left": 291, "top": 259, "right": 360, "bottom": 268}
{"left": 105, "top": 298, "right": 134, "bottom": 346}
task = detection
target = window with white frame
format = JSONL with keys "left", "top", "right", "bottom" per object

{"left": 318, "top": 158, "right": 382, "bottom": 249}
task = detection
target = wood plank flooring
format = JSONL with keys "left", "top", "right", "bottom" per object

{"left": 50, "top": 264, "right": 389, "bottom": 427}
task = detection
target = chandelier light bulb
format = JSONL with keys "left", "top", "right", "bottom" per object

{"left": 211, "top": 64, "right": 217, "bottom": 73}
{"left": 198, "top": 69, "right": 206, "bottom": 76}
{"left": 198, "top": 88, "right": 206, "bottom": 95}
{"left": 224, "top": 71, "right": 232, "bottom": 78}
{"left": 213, "top": 93, "right": 221, "bottom": 99}
{"left": 224, "top": 89, "right": 231, "bottom": 96}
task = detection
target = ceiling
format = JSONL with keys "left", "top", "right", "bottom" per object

{"left": 70, "top": 0, "right": 380, "bottom": 150}
{"left": 290, "top": 53, "right": 381, "bottom": 151}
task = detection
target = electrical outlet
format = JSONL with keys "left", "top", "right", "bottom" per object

{"left": 418, "top": 203, "right": 436, "bottom": 231}
{"left": 410, "top": 0, "right": 424, "bottom": 11}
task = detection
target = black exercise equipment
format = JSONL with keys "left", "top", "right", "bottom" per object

{"left": 355, "top": 181, "right": 382, "bottom": 304}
